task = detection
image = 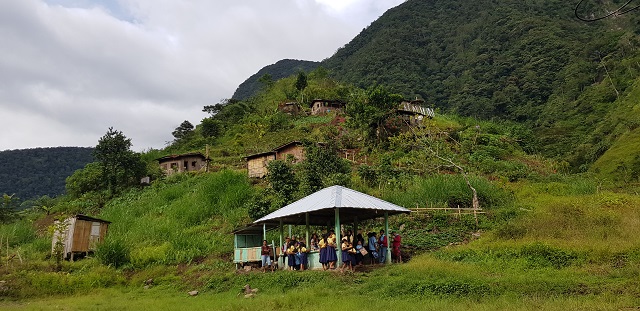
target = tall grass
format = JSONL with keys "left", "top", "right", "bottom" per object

{"left": 96, "top": 170, "right": 254, "bottom": 268}
{"left": 382, "top": 174, "right": 512, "bottom": 209}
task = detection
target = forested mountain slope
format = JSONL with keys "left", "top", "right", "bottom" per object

{"left": 316, "top": 0, "right": 640, "bottom": 170}
{"left": 232, "top": 59, "right": 319, "bottom": 100}
{"left": 0, "top": 147, "right": 94, "bottom": 200}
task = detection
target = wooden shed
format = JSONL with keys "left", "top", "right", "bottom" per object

{"left": 245, "top": 141, "right": 306, "bottom": 178}
{"left": 245, "top": 151, "right": 276, "bottom": 178}
{"left": 51, "top": 214, "right": 110, "bottom": 260}
{"left": 273, "top": 141, "right": 305, "bottom": 163}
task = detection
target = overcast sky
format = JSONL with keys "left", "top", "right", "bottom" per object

{"left": 0, "top": 0, "right": 404, "bottom": 151}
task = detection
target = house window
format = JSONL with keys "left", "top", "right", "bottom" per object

{"left": 184, "top": 161, "right": 188, "bottom": 170}
{"left": 192, "top": 161, "right": 197, "bottom": 167}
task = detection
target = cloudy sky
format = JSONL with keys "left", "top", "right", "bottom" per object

{"left": 0, "top": 0, "right": 404, "bottom": 151}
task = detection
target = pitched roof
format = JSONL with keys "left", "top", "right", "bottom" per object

{"left": 253, "top": 185, "right": 410, "bottom": 226}
{"left": 156, "top": 152, "right": 207, "bottom": 162}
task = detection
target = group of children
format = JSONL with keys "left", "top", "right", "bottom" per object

{"left": 269, "top": 229, "right": 402, "bottom": 272}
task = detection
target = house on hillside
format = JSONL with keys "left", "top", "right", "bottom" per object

{"left": 310, "top": 99, "right": 346, "bottom": 116}
{"left": 278, "top": 101, "right": 302, "bottom": 115}
{"left": 51, "top": 214, "right": 110, "bottom": 261}
{"left": 157, "top": 152, "right": 209, "bottom": 175}
{"left": 245, "top": 151, "right": 276, "bottom": 178}
{"left": 245, "top": 141, "right": 306, "bottom": 178}
{"left": 397, "top": 99, "right": 435, "bottom": 127}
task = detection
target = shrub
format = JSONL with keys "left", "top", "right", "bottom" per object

{"left": 95, "top": 238, "right": 130, "bottom": 268}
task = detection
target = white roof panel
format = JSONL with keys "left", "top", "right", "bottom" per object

{"left": 254, "top": 185, "right": 410, "bottom": 224}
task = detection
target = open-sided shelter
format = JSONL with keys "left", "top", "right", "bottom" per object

{"left": 51, "top": 214, "right": 111, "bottom": 261}
{"left": 234, "top": 185, "right": 411, "bottom": 269}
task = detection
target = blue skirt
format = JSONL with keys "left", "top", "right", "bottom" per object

{"left": 326, "top": 246, "right": 337, "bottom": 262}
{"left": 299, "top": 253, "right": 308, "bottom": 266}
{"left": 287, "top": 254, "right": 296, "bottom": 267}
{"left": 341, "top": 251, "right": 353, "bottom": 264}
{"left": 319, "top": 248, "right": 328, "bottom": 264}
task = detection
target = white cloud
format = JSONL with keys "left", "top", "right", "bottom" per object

{"left": 0, "top": 0, "right": 403, "bottom": 151}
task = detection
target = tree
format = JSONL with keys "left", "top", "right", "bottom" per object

{"left": 298, "top": 141, "right": 351, "bottom": 195}
{"left": 295, "top": 71, "right": 308, "bottom": 103}
{"left": 65, "top": 162, "right": 103, "bottom": 198}
{"left": 346, "top": 86, "right": 403, "bottom": 143}
{"left": 172, "top": 120, "right": 195, "bottom": 140}
{"left": 266, "top": 160, "right": 298, "bottom": 205}
{"left": 0, "top": 193, "right": 18, "bottom": 223}
{"left": 201, "top": 118, "right": 223, "bottom": 138}
{"left": 94, "top": 127, "right": 146, "bottom": 197}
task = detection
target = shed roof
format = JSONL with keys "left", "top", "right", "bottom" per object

{"left": 253, "top": 185, "right": 410, "bottom": 226}
{"left": 74, "top": 214, "right": 111, "bottom": 224}
{"left": 156, "top": 152, "right": 207, "bottom": 162}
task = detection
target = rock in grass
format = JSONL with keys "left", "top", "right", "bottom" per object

{"left": 188, "top": 290, "right": 199, "bottom": 296}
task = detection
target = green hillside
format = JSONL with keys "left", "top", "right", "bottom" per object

{"left": 231, "top": 59, "right": 320, "bottom": 100}
{"left": 2, "top": 1, "right": 640, "bottom": 309}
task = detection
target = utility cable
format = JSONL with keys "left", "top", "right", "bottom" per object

{"left": 575, "top": 0, "right": 640, "bottom": 22}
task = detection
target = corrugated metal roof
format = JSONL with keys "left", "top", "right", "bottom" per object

{"left": 398, "top": 102, "right": 435, "bottom": 118}
{"left": 254, "top": 185, "right": 410, "bottom": 225}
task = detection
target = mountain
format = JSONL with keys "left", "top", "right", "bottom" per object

{"left": 315, "top": 0, "right": 640, "bottom": 170}
{"left": 0, "top": 147, "right": 94, "bottom": 200}
{"left": 231, "top": 59, "right": 319, "bottom": 100}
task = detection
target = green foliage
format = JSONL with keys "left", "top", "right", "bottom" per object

{"left": 171, "top": 120, "right": 195, "bottom": 141}
{"left": 298, "top": 142, "right": 351, "bottom": 195}
{"left": 93, "top": 127, "right": 147, "bottom": 198}
{"left": 65, "top": 162, "right": 103, "bottom": 198}
{"left": 266, "top": 160, "right": 298, "bottom": 205}
{"left": 97, "top": 170, "right": 254, "bottom": 267}
{"left": 0, "top": 193, "right": 19, "bottom": 223}
{"left": 345, "top": 85, "right": 403, "bottom": 143}
{"left": 200, "top": 117, "right": 223, "bottom": 138}
{"left": 232, "top": 59, "right": 319, "bottom": 100}
{"left": 0, "top": 147, "right": 94, "bottom": 200}
{"left": 95, "top": 237, "right": 131, "bottom": 268}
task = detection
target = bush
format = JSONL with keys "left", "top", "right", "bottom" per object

{"left": 95, "top": 238, "right": 130, "bottom": 268}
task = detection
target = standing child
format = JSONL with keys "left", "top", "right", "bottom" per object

{"left": 326, "top": 231, "right": 338, "bottom": 269}
{"left": 319, "top": 233, "right": 328, "bottom": 270}
{"left": 378, "top": 230, "right": 388, "bottom": 264}
{"left": 261, "top": 240, "right": 272, "bottom": 272}
{"left": 354, "top": 240, "right": 364, "bottom": 266}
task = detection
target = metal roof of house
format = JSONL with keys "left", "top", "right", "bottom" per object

{"left": 156, "top": 152, "right": 208, "bottom": 162}
{"left": 253, "top": 185, "right": 410, "bottom": 226}
{"left": 398, "top": 102, "right": 435, "bottom": 118}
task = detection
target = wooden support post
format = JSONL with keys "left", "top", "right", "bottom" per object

{"left": 305, "top": 213, "right": 310, "bottom": 247}
{"left": 279, "top": 219, "right": 283, "bottom": 269}
{"left": 263, "top": 224, "right": 266, "bottom": 241}
{"left": 354, "top": 216, "right": 359, "bottom": 243}
{"left": 335, "top": 208, "right": 342, "bottom": 267}
{"left": 385, "top": 212, "right": 391, "bottom": 264}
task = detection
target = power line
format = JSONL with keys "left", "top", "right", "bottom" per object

{"left": 575, "top": 0, "right": 640, "bottom": 22}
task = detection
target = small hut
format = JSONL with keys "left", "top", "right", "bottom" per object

{"left": 51, "top": 214, "right": 111, "bottom": 261}
{"left": 244, "top": 141, "right": 306, "bottom": 178}
{"left": 278, "top": 101, "right": 302, "bottom": 115}
{"left": 310, "top": 99, "right": 346, "bottom": 116}
{"left": 157, "top": 152, "right": 209, "bottom": 176}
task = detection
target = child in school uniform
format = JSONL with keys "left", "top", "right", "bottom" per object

{"left": 319, "top": 234, "right": 328, "bottom": 270}
{"left": 326, "top": 231, "right": 338, "bottom": 269}
{"left": 298, "top": 241, "right": 308, "bottom": 271}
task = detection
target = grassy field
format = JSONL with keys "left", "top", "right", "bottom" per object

{"left": 2, "top": 172, "right": 640, "bottom": 310}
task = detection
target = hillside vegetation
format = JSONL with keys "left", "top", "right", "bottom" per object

{"left": 0, "top": 147, "right": 94, "bottom": 201}
{"left": 2, "top": 0, "right": 640, "bottom": 309}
